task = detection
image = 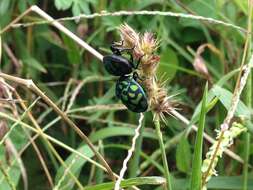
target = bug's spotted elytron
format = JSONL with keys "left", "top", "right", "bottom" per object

{"left": 102, "top": 41, "right": 140, "bottom": 76}
{"left": 116, "top": 74, "right": 148, "bottom": 113}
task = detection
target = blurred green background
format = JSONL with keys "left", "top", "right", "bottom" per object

{"left": 0, "top": 0, "right": 252, "bottom": 190}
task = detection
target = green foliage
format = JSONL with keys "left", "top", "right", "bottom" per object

{"left": 0, "top": 1, "right": 251, "bottom": 190}
{"left": 157, "top": 48, "right": 179, "bottom": 84}
{"left": 176, "top": 138, "right": 191, "bottom": 173}
{"left": 54, "top": 0, "right": 96, "bottom": 15}
{"left": 190, "top": 83, "right": 208, "bottom": 190}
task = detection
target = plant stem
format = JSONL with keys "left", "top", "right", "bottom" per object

{"left": 243, "top": 132, "right": 250, "bottom": 190}
{"left": 243, "top": 1, "right": 252, "bottom": 188}
{"left": 154, "top": 118, "right": 172, "bottom": 190}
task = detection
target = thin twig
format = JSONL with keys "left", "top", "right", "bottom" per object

{"left": 68, "top": 104, "right": 125, "bottom": 113}
{"left": 6, "top": 10, "right": 247, "bottom": 33}
{"left": 0, "top": 5, "right": 103, "bottom": 61}
{"left": 3, "top": 43, "right": 22, "bottom": 68}
{"left": 242, "top": 1, "right": 253, "bottom": 189}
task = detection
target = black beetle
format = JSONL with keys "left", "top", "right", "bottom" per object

{"left": 103, "top": 41, "right": 140, "bottom": 76}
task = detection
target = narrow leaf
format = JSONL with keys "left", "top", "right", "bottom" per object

{"left": 176, "top": 138, "right": 191, "bottom": 173}
{"left": 190, "top": 83, "right": 208, "bottom": 190}
{"left": 85, "top": 176, "right": 165, "bottom": 190}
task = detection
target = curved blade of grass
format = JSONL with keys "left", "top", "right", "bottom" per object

{"left": 190, "top": 83, "right": 208, "bottom": 190}
{"left": 84, "top": 176, "right": 165, "bottom": 190}
{"left": 89, "top": 126, "right": 157, "bottom": 142}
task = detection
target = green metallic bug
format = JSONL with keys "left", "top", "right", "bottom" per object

{"left": 116, "top": 74, "right": 148, "bottom": 113}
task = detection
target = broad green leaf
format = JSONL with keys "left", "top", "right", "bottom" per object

{"left": 157, "top": 48, "right": 179, "bottom": 83}
{"left": 190, "top": 83, "right": 208, "bottom": 190}
{"left": 89, "top": 127, "right": 157, "bottom": 142}
{"left": 176, "top": 138, "right": 191, "bottom": 173}
{"left": 72, "top": 1, "right": 90, "bottom": 16}
{"left": 55, "top": 0, "right": 73, "bottom": 10}
{"left": 85, "top": 176, "right": 165, "bottom": 190}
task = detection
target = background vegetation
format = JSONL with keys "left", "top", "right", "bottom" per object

{"left": 0, "top": 0, "right": 252, "bottom": 190}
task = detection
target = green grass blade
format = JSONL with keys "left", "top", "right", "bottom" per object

{"left": 190, "top": 83, "right": 208, "bottom": 190}
{"left": 84, "top": 176, "right": 165, "bottom": 190}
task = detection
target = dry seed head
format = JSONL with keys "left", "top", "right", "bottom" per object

{"left": 140, "top": 32, "right": 159, "bottom": 55}
{"left": 118, "top": 24, "right": 176, "bottom": 119}
{"left": 119, "top": 23, "right": 142, "bottom": 57}
{"left": 139, "top": 32, "right": 160, "bottom": 76}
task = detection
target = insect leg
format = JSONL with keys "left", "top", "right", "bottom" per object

{"left": 111, "top": 40, "right": 135, "bottom": 54}
{"left": 133, "top": 71, "right": 143, "bottom": 81}
{"left": 133, "top": 54, "right": 144, "bottom": 69}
